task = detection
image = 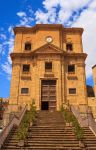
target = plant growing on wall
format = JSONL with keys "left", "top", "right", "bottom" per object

{"left": 60, "top": 105, "right": 84, "bottom": 141}
{"left": 17, "top": 99, "right": 36, "bottom": 147}
{"left": 28, "top": 99, "right": 36, "bottom": 126}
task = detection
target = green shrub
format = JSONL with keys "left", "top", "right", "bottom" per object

{"left": 17, "top": 99, "right": 36, "bottom": 141}
{"left": 60, "top": 106, "right": 84, "bottom": 141}
{"left": 17, "top": 125, "right": 28, "bottom": 140}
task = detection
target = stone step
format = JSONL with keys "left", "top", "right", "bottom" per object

{"left": 4, "top": 141, "right": 79, "bottom": 146}
{"left": 2, "top": 110, "right": 96, "bottom": 150}
{"left": 22, "top": 143, "right": 79, "bottom": 146}
{"left": 28, "top": 131, "right": 75, "bottom": 134}
{"left": 2, "top": 146, "right": 82, "bottom": 150}
{"left": 27, "top": 135, "right": 78, "bottom": 138}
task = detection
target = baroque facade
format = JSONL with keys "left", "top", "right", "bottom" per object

{"left": 9, "top": 24, "right": 96, "bottom": 115}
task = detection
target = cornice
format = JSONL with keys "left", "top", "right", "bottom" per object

{"left": 13, "top": 24, "right": 64, "bottom": 35}
{"left": 64, "top": 28, "right": 84, "bottom": 34}
{"left": 10, "top": 44, "right": 64, "bottom": 60}
{"left": 10, "top": 43, "right": 87, "bottom": 60}
{"left": 64, "top": 52, "right": 87, "bottom": 60}
{"left": 32, "top": 43, "right": 64, "bottom": 54}
{"left": 92, "top": 64, "right": 96, "bottom": 69}
{"left": 13, "top": 24, "right": 83, "bottom": 35}
{"left": 10, "top": 51, "right": 87, "bottom": 61}
{"left": 10, "top": 52, "right": 31, "bottom": 60}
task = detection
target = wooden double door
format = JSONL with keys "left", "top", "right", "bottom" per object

{"left": 41, "top": 80, "right": 56, "bottom": 111}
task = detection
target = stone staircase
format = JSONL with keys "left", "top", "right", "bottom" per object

{"left": 1, "top": 111, "right": 96, "bottom": 150}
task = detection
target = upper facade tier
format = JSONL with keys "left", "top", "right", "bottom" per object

{"left": 13, "top": 24, "right": 84, "bottom": 53}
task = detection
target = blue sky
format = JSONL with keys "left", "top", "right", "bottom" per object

{"left": 0, "top": 0, "right": 96, "bottom": 98}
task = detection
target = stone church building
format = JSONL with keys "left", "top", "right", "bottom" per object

{"left": 9, "top": 24, "right": 96, "bottom": 116}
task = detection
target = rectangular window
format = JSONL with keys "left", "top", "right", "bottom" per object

{"left": 25, "top": 43, "right": 31, "bottom": 50}
{"left": 21, "top": 88, "right": 29, "bottom": 94}
{"left": 22, "top": 64, "right": 30, "bottom": 72}
{"left": 69, "top": 88, "right": 76, "bottom": 94}
{"left": 68, "top": 65, "right": 75, "bottom": 73}
{"left": 66, "top": 43, "right": 73, "bottom": 51}
{"left": 45, "top": 62, "right": 52, "bottom": 72}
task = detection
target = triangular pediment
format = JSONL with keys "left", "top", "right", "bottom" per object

{"left": 32, "top": 43, "right": 64, "bottom": 54}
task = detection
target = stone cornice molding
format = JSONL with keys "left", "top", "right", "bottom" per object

{"left": 13, "top": 24, "right": 83, "bottom": 35}
{"left": 32, "top": 43, "right": 64, "bottom": 54}
{"left": 64, "top": 28, "right": 83, "bottom": 34}
{"left": 11, "top": 52, "right": 87, "bottom": 61}
{"left": 13, "top": 24, "right": 64, "bottom": 34}
{"left": 10, "top": 43, "right": 87, "bottom": 61}
{"left": 65, "top": 52, "right": 87, "bottom": 60}
{"left": 92, "top": 65, "right": 96, "bottom": 69}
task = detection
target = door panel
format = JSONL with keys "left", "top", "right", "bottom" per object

{"left": 41, "top": 80, "right": 56, "bottom": 110}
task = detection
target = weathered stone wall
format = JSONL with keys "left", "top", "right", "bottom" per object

{"left": 9, "top": 24, "right": 87, "bottom": 111}
{"left": 92, "top": 66, "right": 96, "bottom": 97}
{"left": 88, "top": 97, "right": 96, "bottom": 119}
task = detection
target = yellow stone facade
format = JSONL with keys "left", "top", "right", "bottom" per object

{"left": 9, "top": 24, "right": 95, "bottom": 112}
{"left": 92, "top": 65, "right": 96, "bottom": 97}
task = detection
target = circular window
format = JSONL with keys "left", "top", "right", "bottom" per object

{"left": 46, "top": 36, "right": 53, "bottom": 43}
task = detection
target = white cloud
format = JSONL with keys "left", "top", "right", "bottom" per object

{"left": 8, "top": 26, "right": 14, "bottom": 35}
{"left": 35, "top": 8, "right": 57, "bottom": 24}
{"left": 16, "top": 10, "right": 34, "bottom": 26}
{"left": 1, "top": 0, "right": 96, "bottom": 82}
{"left": 0, "top": 34, "right": 7, "bottom": 40}
{"left": 57, "top": 9, "right": 71, "bottom": 24}
{"left": 0, "top": 8, "right": 34, "bottom": 79}
{"left": 0, "top": 25, "right": 14, "bottom": 78}
{"left": 89, "top": 1, "right": 96, "bottom": 9}
{"left": 2, "top": 62, "right": 12, "bottom": 77}
{"left": 72, "top": 8, "right": 96, "bottom": 77}
{"left": 37, "top": 0, "right": 92, "bottom": 24}
{"left": 17, "top": 12, "right": 26, "bottom": 17}
{"left": 42, "top": 0, "right": 91, "bottom": 10}
{"left": 35, "top": 0, "right": 96, "bottom": 79}
{"left": 43, "top": 0, "right": 59, "bottom": 10}
{"left": 1, "top": 8, "right": 34, "bottom": 78}
{"left": 58, "top": 0, "right": 91, "bottom": 11}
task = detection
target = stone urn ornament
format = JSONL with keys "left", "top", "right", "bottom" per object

{"left": 29, "top": 121, "right": 33, "bottom": 127}
{"left": 79, "top": 140, "right": 85, "bottom": 148}
{"left": 17, "top": 140, "right": 25, "bottom": 147}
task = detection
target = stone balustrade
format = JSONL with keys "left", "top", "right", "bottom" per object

{"left": 0, "top": 106, "right": 27, "bottom": 148}
{"left": 71, "top": 105, "right": 96, "bottom": 136}
{"left": 71, "top": 105, "right": 89, "bottom": 127}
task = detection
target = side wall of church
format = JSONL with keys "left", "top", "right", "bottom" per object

{"left": 92, "top": 66, "right": 96, "bottom": 97}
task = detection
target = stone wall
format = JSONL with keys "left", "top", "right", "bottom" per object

{"left": 9, "top": 24, "right": 87, "bottom": 111}
{"left": 88, "top": 97, "right": 96, "bottom": 119}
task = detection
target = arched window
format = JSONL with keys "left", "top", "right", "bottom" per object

{"left": 66, "top": 43, "right": 73, "bottom": 51}
{"left": 25, "top": 42, "right": 31, "bottom": 51}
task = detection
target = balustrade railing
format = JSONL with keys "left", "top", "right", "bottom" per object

{"left": 0, "top": 105, "right": 27, "bottom": 148}
{"left": 71, "top": 105, "right": 96, "bottom": 135}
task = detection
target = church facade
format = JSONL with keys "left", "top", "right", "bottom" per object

{"left": 9, "top": 24, "right": 96, "bottom": 113}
